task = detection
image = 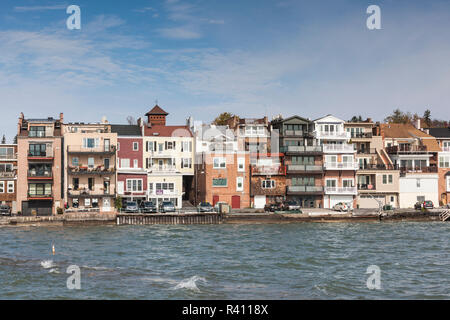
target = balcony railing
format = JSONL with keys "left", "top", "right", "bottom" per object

{"left": 323, "top": 144, "right": 355, "bottom": 153}
{"left": 287, "top": 186, "right": 324, "bottom": 193}
{"left": 68, "top": 189, "right": 114, "bottom": 197}
{"left": 357, "top": 148, "right": 377, "bottom": 154}
{"left": 350, "top": 132, "right": 373, "bottom": 139}
{"left": 314, "top": 131, "right": 350, "bottom": 139}
{"left": 287, "top": 164, "right": 323, "bottom": 172}
{"left": 149, "top": 189, "right": 179, "bottom": 196}
{"left": 28, "top": 170, "right": 53, "bottom": 178}
{"left": 324, "top": 187, "right": 357, "bottom": 195}
{"left": 68, "top": 166, "right": 116, "bottom": 175}
{"left": 67, "top": 145, "right": 116, "bottom": 154}
{"left": 282, "top": 145, "right": 323, "bottom": 153}
{"left": 28, "top": 193, "right": 53, "bottom": 199}
{"left": 386, "top": 145, "right": 427, "bottom": 154}
{"left": 251, "top": 164, "right": 286, "bottom": 175}
{"left": 284, "top": 130, "right": 304, "bottom": 136}
{"left": 324, "top": 162, "right": 358, "bottom": 170}
{"left": 0, "top": 171, "right": 15, "bottom": 178}
{"left": 28, "top": 150, "right": 53, "bottom": 158}
{"left": 357, "top": 184, "right": 376, "bottom": 190}
{"left": 0, "top": 153, "right": 17, "bottom": 160}
{"left": 399, "top": 166, "right": 438, "bottom": 175}
{"left": 148, "top": 165, "right": 178, "bottom": 173}
{"left": 358, "top": 164, "right": 399, "bottom": 170}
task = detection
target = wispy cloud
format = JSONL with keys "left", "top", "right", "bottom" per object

{"left": 14, "top": 5, "right": 67, "bottom": 12}
{"left": 157, "top": 26, "right": 201, "bottom": 40}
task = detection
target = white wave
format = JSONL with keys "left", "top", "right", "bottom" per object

{"left": 40, "top": 260, "right": 56, "bottom": 269}
{"left": 172, "top": 275, "right": 207, "bottom": 292}
{"left": 48, "top": 268, "right": 60, "bottom": 274}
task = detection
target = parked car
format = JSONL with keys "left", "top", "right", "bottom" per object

{"left": 214, "top": 201, "right": 228, "bottom": 213}
{"left": 422, "top": 200, "right": 434, "bottom": 209}
{"left": 264, "top": 203, "right": 283, "bottom": 212}
{"left": 160, "top": 201, "right": 176, "bottom": 213}
{"left": 414, "top": 201, "right": 422, "bottom": 210}
{"left": 333, "top": 202, "right": 349, "bottom": 212}
{"left": 447, "top": 203, "right": 450, "bottom": 209}
{"left": 197, "top": 202, "right": 214, "bottom": 213}
{"left": 140, "top": 201, "right": 157, "bottom": 213}
{"left": 0, "top": 204, "right": 11, "bottom": 216}
{"left": 125, "top": 201, "right": 139, "bottom": 213}
{"left": 283, "top": 201, "right": 301, "bottom": 211}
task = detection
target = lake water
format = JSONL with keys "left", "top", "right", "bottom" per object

{"left": 0, "top": 221, "right": 448, "bottom": 299}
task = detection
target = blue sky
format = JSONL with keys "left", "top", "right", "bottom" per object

{"left": 1, "top": 0, "right": 450, "bottom": 140}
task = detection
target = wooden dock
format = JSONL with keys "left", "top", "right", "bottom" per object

{"left": 116, "top": 213, "right": 223, "bottom": 225}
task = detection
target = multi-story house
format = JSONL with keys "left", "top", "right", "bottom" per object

{"left": 227, "top": 116, "right": 270, "bottom": 153}
{"left": 64, "top": 121, "right": 117, "bottom": 212}
{"left": 111, "top": 124, "right": 147, "bottom": 206}
{"left": 143, "top": 105, "right": 194, "bottom": 208}
{"left": 0, "top": 144, "right": 18, "bottom": 212}
{"left": 17, "top": 113, "right": 64, "bottom": 215}
{"left": 250, "top": 153, "right": 286, "bottom": 208}
{"left": 345, "top": 120, "right": 400, "bottom": 208}
{"left": 314, "top": 115, "right": 358, "bottom": 209}
{"left": 271, "top": 115, "right": 323, "bottom": 208}
{"left": 426, "top": 126, "right": 450, "bottom": 206}
{"left": 380, "top": 121, "right": 440, "bottom": 208}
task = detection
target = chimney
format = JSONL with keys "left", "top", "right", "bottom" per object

{"left": 367, "top": 118, "right": 372, "bottom": 123}
{"left": 137, "top": 117, "right": 142, "bottom": 128}
{"left": 60, "top": 113, "right": 64, "bottom": 123}
{"left": 414, "top": 118, "right": 421, "bottom": 130}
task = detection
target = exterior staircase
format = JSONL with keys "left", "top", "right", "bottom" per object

{"left": 439, "top": 210, "right": 450, "bottom": 222}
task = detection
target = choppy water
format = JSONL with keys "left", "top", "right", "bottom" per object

{"left": 0, "top": 222, "right": 448, "bottom": 299}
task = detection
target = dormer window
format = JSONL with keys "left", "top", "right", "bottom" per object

{"left": 29, "top": 126, "right": 45, "bottom": 137}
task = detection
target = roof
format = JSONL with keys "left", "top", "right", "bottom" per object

{"left": 271, "top": 115, "right": 311, "bottom": 125}
{"left": 380, "top": 123, "right": 441, "bottom": 152}
{"left": 427, "top": 127, "right": 450, "bottom": 138}
{"left": 145, "top": 105, "right": 168, "bottom": 116}
{"left": 313, "top": 114, "right": 345, "bottom": 123}
{"left": 144, "top": 125, "right": 192, "bottom": 137}
{"left": 110, "top": 125, "right": 142, "bottom": 136}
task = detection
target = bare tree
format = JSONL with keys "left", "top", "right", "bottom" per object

{"left": 126, "top": 116, "right": 136, "bottom": 125}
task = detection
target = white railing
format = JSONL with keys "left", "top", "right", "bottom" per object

{"left": 284, "top": 130, "right": 304, "bottom": 136}
{"left": 442, "top": 146, "right": 450, "bottom": 152}
{"left": 285, "top": 146, "right": 323, "bottom": 153}
{"left": 148, "top": 165, "right": 178, "bottom": 172}
{"left": 324, "top": 187, "right": 357, "bottom": 195}
{"left": 314, "top": 131, "right": 350, "bottom": 139}
{"left": 287, "top": 165, "right": 323, "bottom": 171}
{"left": 287, "top": 186, "right": 324, "bottom": 193}
{"left": 324, "top": 162, "right": 358, "bottom": 170}
{"left": 148, "top": 189, "right": 179, "bottom": 196}
{"left": 323, "top": 144, "right": 355, "bottom": 153}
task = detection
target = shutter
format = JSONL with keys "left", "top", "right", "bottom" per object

{"left": 146, "top": 141, "right": 148, "bottom": 152}
{"left": 146, "top": 158, "right": 149, "bottom": 169}
{"left": 189, "top": 141, "right": 192, "bottom": 152}
{"left": 165, "top": 141, "right": 167, "bottom": 150}
{"left": 173, "top": 141, "right": 176, "bottom": 149}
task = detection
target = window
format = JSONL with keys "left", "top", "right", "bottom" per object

{"left": 212, "top": 178, "right": 227, "bottom": 187}
{"left": 121, "top": 159, "right": 130, "bottom": 168}
{"left": 73, "top": 178, "right": 79, "bottom": 190}
{"left": 382, "top": 174, "right": 393, "bottom": 184}
{"left": 238, "top": 158, "right": 245, "bottom": 171}
{"left": 88, "top": 178, "right": 94, "bottom": 191}
{"left": 88, "top": 157, "right": 95, "bottom": 169}
{"left": 326, "top": 179, "right": 337, "bottom": 188}
{"left": 83, "top": 138, "right": 99, "bottom": 149}
{"left": 133, "top": 142, "right": 139, "bottom": 151}
{"left": 29, "top": 144, "right": 46, "bottom": 157}
{"left": 0, "top": 182, "right": 4, "bottom": 193}
{"left": 416, "top": 179, "right": 421, "bottom": 188}
{"left": 262, "top": 180, "right": 275, "bottom": 189}
{"left": 181, "top": 158, "right": 192, "bottom": 168}
{"left": 236, "top": 177, "right": 244, "bottom": 191}
{"left": 117, "top": 142, "right": 120, "bottom": 151}
{"left": 292, "top": 177, "right": 315, "bottom": 186}
{"left": 343, "top": 179, "right": 354, "bottom": 187}
{"left": 7, "top": 181, "right": 14, "bottom": 193}
{"left": 0, "top": 147, "right": 14, "bottom": 159}
{"left": 72, "top": 157, "right": 79, "bottom": 167}
{"left": 28, "top": 183, "right": 51, "bottom": 196}
{"left": 342, "top": 155, "right": 353, "bottom": 163}
{"left": 127, "top": 179, "right": 143, "bottom": 192}
{"left": 29, "top": 126, "right": 45, "bottom": 137}
{"left": 439, "top": 156, "right": 450, "bottom": 168}
{"left": 133, "top": 159, "right": 138, "bottom": 168}
{"left": 213, "top": 157, "right": 226, "bottom": 169}
{"left": 85, "top": 198, "right": 91, "bottom": 207}
{"left": 0, "top": 164, "right": 13, "bottom": 172}
{"left": 181, "top": 141, "right": 192, "bottom": 152}
{"left": 166, "top": 141, "right": 175, "bottom": 150}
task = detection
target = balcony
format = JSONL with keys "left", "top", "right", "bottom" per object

{"left": 314, "top": 131, "right": 350, "bottom": 140}
{"left": 442, "top": 146, "right": 450, "bottom": 152}
{"left": 357, "top": 184, "right": 376, "bottom": 191}
{"left": 399, "top": 166, "right": 438, "bottom": 176}
{"left": 67, "top": 145, "right": 116, "bottom": 155}
{"left": 284, "top": 130, "right": 304, "bottom": 137}
{"left": 68, "top": 166, "right": 116, "bottom": 175}
{"left": 283, "top": 145, "right": 323, "bottom": 154}
{"left": 28, "top": 150, "right": 53, "bottom": 160}
{"left": 386, "top": 145, "right": 427, "bottom": 154}
{"left": 28, "top": 170, "right": 53, "bottom": 179}
{"left": 357, "top": 148, "right": 377, "bottom": 154}
{"left": 148, "top": 189, "right": 180, "bottom": 196}
{"left": 324, "top": 187, "right": 357, "bottom": 195}
{"left": 358, "top": 164, "right": 399, "bottom": 171}
{"left": 350, "top": 132, "right": 373, "bottom": 139}
{"left": 68, "top": 189, "right": 115, "bottom": 198}
{"left": 251, "top": 164, "right": 286, "bottom": 175}
{"left": 0, "top": 171, "right": 15, "bottom": 178}
{"left": 287, "top": 185, "right": 324, "bottom": 194}
{"left": 147, "top": 165, "right": 178, "bottom": 173}
{"left": 323, "top": 144, "right": 355, "bottom": 153}
{"left": 324, "top": 162, "right": 358, "bottom": 170}
{"left": 287, "top": 164, "right": 323, "bottom": 173}
{"left": 0, "top": 153, "right": 17, "bottom": 160}
{"left": 28, "top": 193, "right": 53, "bottom": 200}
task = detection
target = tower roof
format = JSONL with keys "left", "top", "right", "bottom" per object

{"left": 145, "top": 105, "right": 168, "bottom": 116}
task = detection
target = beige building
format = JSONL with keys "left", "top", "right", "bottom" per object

{"left": 345, "top": 120, "right": 400, "bottom": 208}
{"left": 17, "top": 113, "right": 64, "bottom": 215}
{"left": 64, "top": 121, "right": 117, "bottom": 212}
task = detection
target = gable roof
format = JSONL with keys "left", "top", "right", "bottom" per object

{"left": 380, "top": 123, "right": 442, "bottom": 152}
{"left": 313, "top": 114, "right": 345, "bottom": 123}
{"left": 145, "top": 105, "right": 168, "bottom": 116}
{"left": 271, "top": 115, "right": 311, "bottom": 125}
{"left": 144, "top": 125, "right": 192, "bottom": 137}
{"left": 110, "top": 125, "right": 142, "bottom": 136}
{"left": 427, "top": 127, "right": 450, "bottom": 138}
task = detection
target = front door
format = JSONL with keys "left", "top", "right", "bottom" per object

{"left": 104, "top": 181, "right": 110, "bottom": 194}
{"left": 104, "top": 139, "right": 110, "bottom": 152}
{"left": 232, "top": 195, "right": 240, "bottom": 209}
{"left": 213, "top": 195, "right": 219, "bottom": 206}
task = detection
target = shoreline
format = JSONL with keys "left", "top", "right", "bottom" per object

{"left": 0, "top": 209, "right": 445, "bottom": 227}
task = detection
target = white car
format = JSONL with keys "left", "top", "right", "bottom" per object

{"left": 333, "top": 202, "right": 349, "bottom": 212}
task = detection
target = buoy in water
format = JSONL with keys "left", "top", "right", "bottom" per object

{"left": 52, "top": 244, "right": 55, "bottom": 255}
